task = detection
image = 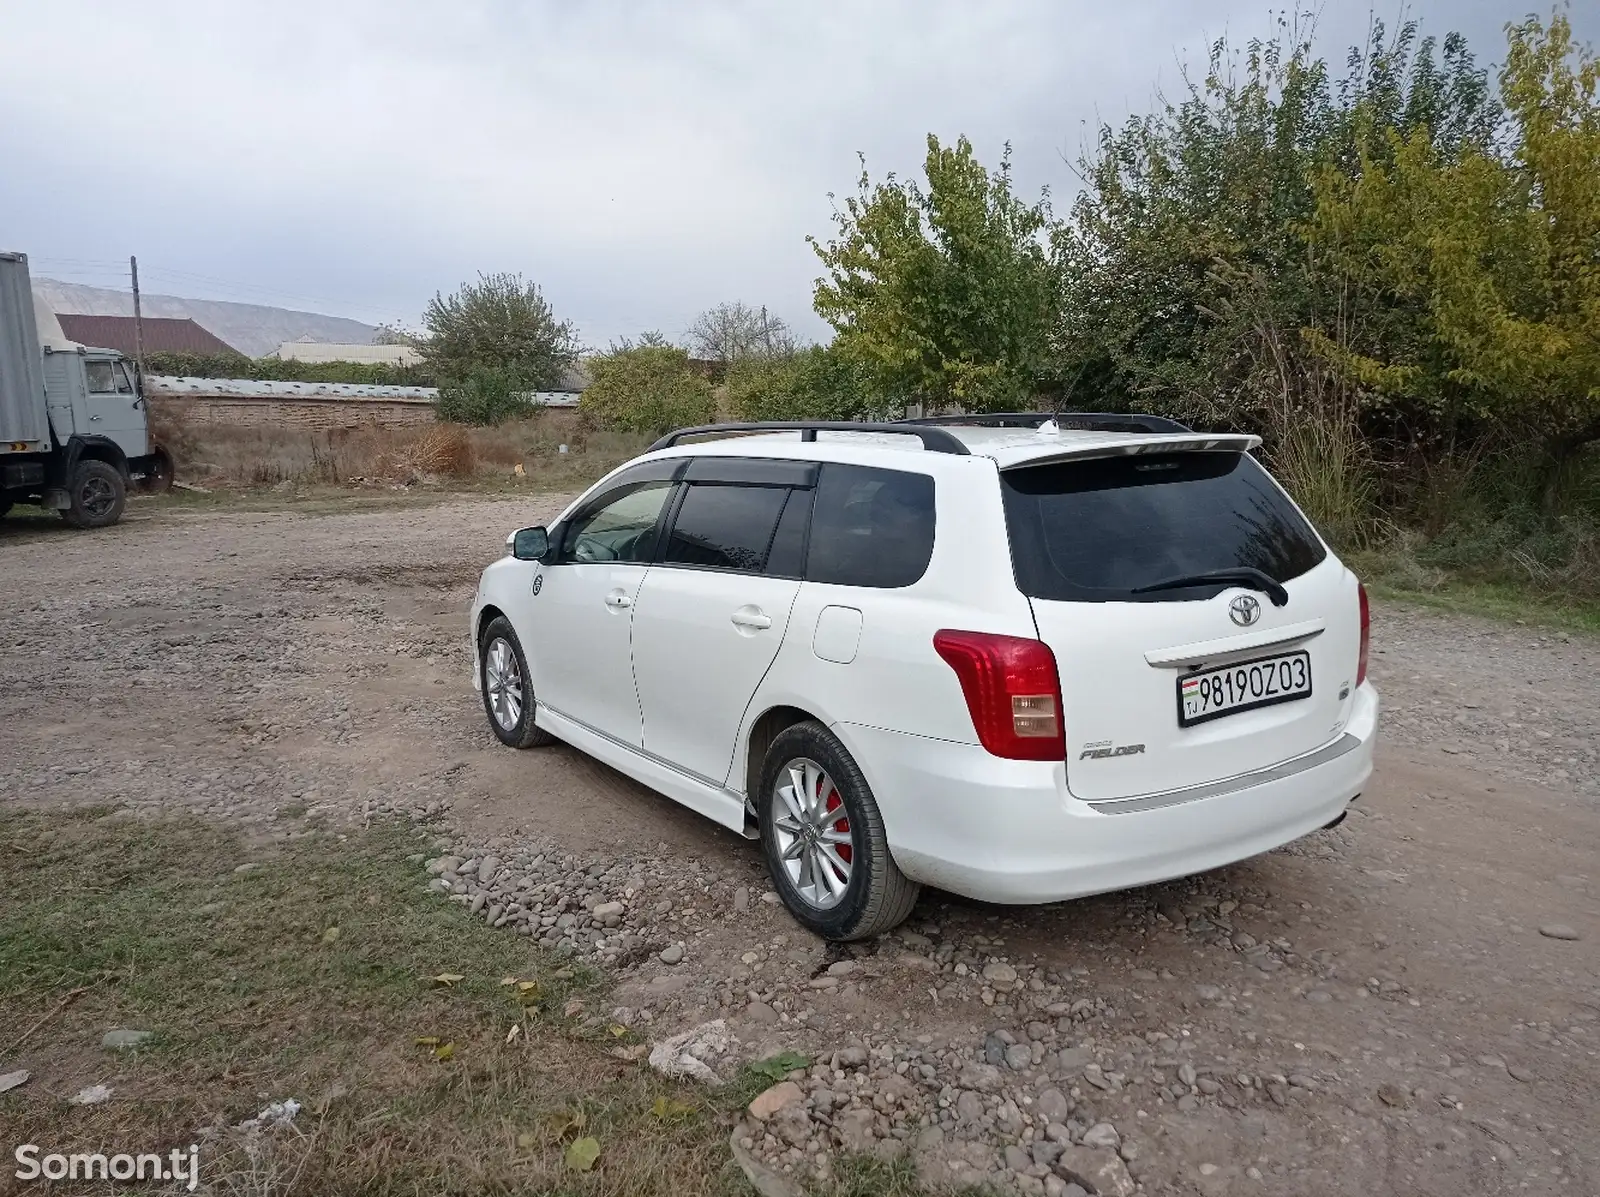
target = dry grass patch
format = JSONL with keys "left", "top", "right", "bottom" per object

{"left": 0, "top": 809, "right": 750, "bottom": 1196}
{"left": 156, "top": 415, "right": 649, "bottom": 502}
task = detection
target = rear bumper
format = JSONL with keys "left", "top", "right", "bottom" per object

{"left": 837, "top": 684, "right": 1377, "bottom": 905}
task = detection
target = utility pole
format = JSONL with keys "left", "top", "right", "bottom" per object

{"left": 129, "top": 255, "right": 147, "bottom": 399}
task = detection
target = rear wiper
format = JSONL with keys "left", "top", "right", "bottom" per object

{"left": 1131, "top": 567, "right": 1289, "bottom": 607}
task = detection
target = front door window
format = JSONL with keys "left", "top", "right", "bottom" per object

{"left": 561, "top": 483, "right": 673, "bottom": 564}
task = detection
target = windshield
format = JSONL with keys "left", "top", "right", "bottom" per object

{"left": 1000, "top": 452, "right": 1327, "bottom": 602}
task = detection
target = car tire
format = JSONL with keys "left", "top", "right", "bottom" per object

{"left": 758, "top": 721, "right": 921, "bottom": 941}
{"left": 60, "top": 460, "right": 126, "bottom": 529}
{"left": 478, "top": 616, "right": 555, "bottom": 749}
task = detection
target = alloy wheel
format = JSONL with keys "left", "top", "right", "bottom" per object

{"left": 484, "top": 637, "right": 523, "bottom": 730}
{"left": 770, "top": 757, "right": 855, "bottom": 909}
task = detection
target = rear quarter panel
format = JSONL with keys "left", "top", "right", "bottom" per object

{"left": 739, "top": 454, "right": 1033, "bottom": 785}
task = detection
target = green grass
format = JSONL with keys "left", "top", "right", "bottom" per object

{"left": 0, "top": 809, "right": 959, "bottom": 1196}
{"left": 1351, "top": 549, "right": 1600, "bottom": 635}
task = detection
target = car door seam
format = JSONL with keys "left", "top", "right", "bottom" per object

{"left": 725, "top": 581, "right": 806, "bottom": 793}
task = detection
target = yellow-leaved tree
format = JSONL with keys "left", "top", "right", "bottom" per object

{"left": 1309, "top": 13, "right": 1600, "bottom": 505}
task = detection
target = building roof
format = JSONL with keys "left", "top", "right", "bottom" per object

{"left": 275, "top": 341, "right": 423, "bottom": 366}
{"left": 143, "top": 376, "right": 581, "bottom": 406}
{"left": 54, "top": 314, "right": 243, "bottom": 358}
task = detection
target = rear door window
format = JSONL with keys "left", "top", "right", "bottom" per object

{"left": 661, "top": 484, "right": 789, "bottom": 573}
{"left": 806, "top": 464, "right": 935, "bottom": 588}
{"left": 764, "top": 489, "right": 813, "bottom": 578}
{"left": 1000, "top": 452, "right": 1326, "bottom": 602}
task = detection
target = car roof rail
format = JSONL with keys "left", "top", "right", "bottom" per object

{"left": 900, "top": 411, "right": 1193, "bottom": 434}
{"left": 647, "top": 421, "right": 972, "bottom": 455}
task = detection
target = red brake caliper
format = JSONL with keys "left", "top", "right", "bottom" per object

{"left": 820, "top": 778, "right": 851, "bottom": 864}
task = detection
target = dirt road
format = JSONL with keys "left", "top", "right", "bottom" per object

{"left": 3, "top": 496, "right": 1596, "bottom": 1196}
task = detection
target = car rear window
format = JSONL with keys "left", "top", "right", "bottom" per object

{"left": 1000, "top": 452, "right": 1326, "bottom": 602}
{"left": 806, "top": 464, "right": 935, "bottom": 589}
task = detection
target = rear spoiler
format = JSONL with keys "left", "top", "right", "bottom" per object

{"left": 997, "top": 432, "right": 1261, "bottom": 470}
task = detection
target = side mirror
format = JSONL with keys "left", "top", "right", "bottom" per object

{"left": 511, "top": 526, "right": 549, "bottom": 561}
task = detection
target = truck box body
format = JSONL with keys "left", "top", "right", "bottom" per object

{"left": 0, "top": 252, "right": 51, "bottom": 451}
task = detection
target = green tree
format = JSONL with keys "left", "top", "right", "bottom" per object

{"left": 1308, "top": 13, "right": 1600, "bottom": 501}
{"left": 810, "top": 135, "right": 1056, "bottom": 411}
{"left": 579, "top": 345, "right": 715, "bottom": 435}
{"left": 420, "top": 272, "right": 577, "bottom": 392}
{"left": 1057, "top": 19, "right": 1497, "bottom": 434}
{"left": 725, "top": 344, "right": 880, "bottom": 422}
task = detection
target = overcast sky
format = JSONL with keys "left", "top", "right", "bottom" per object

{"left": 3, "top": 2, "right": 1588, "bottom": 348}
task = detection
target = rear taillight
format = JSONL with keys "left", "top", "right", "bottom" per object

{"left": 1356, "top": 581, "right": 1370, "bottom": 687}
{"left": 933, "top": 630, "right": 1064, "bottom": 761}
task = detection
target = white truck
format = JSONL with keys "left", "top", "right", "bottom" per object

{"left": 1, "top": 250, "right": 171, "bottom": 528}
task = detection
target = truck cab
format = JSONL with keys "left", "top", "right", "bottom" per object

{"left": 1, "top": 250, "right": 171, "bottom": 528}
{"left": 44, "top": 346, "right": 150, "bottom": 466}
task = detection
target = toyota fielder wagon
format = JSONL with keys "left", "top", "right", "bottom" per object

{"left": 470, "top": 414, "right": 1377, "bottom": 940}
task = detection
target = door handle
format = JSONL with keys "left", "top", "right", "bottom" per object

{"left": 604, "top": 590, "right": 632, "bottom": 610}
{"left": 730, "top": 609, "right": 772, "bottom": 631}
{"left": 89, "top": 414, "right": 102, "bottom": 421}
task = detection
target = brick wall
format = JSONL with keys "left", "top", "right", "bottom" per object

{"left": 149, "top": 393, "right": 436, "bottom": 430}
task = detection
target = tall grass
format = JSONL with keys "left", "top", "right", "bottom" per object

{"left": 1269, "top": 417, "right": 1384, "bottom": 550}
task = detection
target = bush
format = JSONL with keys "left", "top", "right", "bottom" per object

{"left": 725, "top": 345, "right": 881, "bottom": 423}
{"left": 435, "top": 367, "right": 535, "bottom": 426}
{"left": 580, "top": 346, "right": 715, "bottom": 435}
{"left": 381, "top": 424, "right": 475, "bottom": 479}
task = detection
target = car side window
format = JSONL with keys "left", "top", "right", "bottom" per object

{"left": 806, "top": 464, "right": 935, "bottom": 588}
{"left": 764, "top": 488, "right": 813, "bottom": 578}
{"left": 559, "top": 482, "right": 673, "bottom": 565}
{"left": 661, "top": 484, "right": 789, "bottom": 573}
{"left": 113, "top": 362, "right": 135, "bottom": 394}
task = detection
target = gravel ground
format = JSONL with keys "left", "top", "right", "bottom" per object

{"left": 3, "top": 495, "right": 1597, "bottom": 1196}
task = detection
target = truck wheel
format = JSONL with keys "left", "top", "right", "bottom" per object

{"left": 60, "top": 460, "right": 127, "bottom": 529}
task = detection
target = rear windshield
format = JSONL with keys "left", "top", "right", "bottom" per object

{"left": 1000, "top": 452, "right": 1326, "bottom": 602}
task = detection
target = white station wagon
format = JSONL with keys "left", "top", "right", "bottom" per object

{"left": 470, "top": 414, "right": 1377, "bottom": 940}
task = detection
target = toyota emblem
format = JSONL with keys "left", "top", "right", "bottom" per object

{"left": 1229, "top": 594, "right": 1261, "bottom": 626}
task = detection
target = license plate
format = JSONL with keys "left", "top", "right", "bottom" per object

{"left": 1178, "top": 651, "right": 1311, "bottom": 727}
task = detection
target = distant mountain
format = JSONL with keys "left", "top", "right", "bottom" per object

{"left": 32, "top": 279, "right": 378, "bottom": 358}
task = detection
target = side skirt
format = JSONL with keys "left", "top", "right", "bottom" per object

{"left": 536, "top": 705, "right": 753, "bottom": 836}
